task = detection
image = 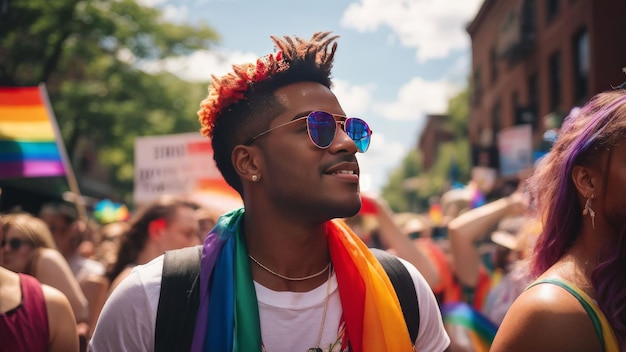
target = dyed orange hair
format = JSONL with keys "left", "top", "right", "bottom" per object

{"left": 198, "top": 32, "right": 340, "bottom": 195}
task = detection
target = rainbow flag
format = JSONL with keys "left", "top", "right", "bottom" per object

{"left": 441, "top": 301, "right": 498, "bottom": 352}
{"left": 0, "top": 86, "right": 66, "bottom": 179}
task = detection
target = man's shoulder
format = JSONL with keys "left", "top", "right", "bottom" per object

{"left": 392, "top": 255, "right": 430, "bottom": 289}
{"left": 112, "top": 254, "right": 165, "bottom": 299}
{"left": 133, "top": 254, "right": 166, "bottom": 286}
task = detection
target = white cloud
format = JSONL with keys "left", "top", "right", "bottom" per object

{"left": 331, "top": 79, "right": 376, "bottom": 116}
{"left": 137, "top": 49, "right": 258, "bottom": 82}
{"left": 341, "top": 0, "right": 483, "bottom": 62}
{"left": 136, "top": 0, "right": 167, "bottom": 6}
{"left": 373, "top": 76, "right": 458, "bottom": 121}
{"left": 161, "top": 4, "right": 189, "bottom": 22}
{"left": 136, "top": 0, "right": 190, "bottom": 23}
{"left": 358, "top": 132, "right": 407, "bottom": 194}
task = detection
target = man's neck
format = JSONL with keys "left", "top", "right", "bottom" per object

{"left": 243, "top": 210, "right": 332, "bottom": 292}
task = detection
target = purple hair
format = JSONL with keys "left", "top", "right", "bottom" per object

{"left": 528, "top": 90, "right": 626, "bottom": 337}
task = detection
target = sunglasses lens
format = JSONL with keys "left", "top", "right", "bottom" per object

{"left": 10, "top": 239, "right": 21, "bottom": 250}
{"left": 1, "top": 238, "right": 23, "bottom": 251}
{"left": 345, "top": 118, "right": 372, "bottom": 153}
{"left": 307, "top": 111, "right": 336, "bottom": 148}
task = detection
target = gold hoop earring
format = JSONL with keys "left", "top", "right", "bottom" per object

{"left": 582, "top": 194, "right": 596, "bottom": 229}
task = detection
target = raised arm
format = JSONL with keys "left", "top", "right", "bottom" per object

{"left": 447, "top": 193, "right": 526, "bottom": 287}
{"left": 369, "top": 196, "right": 441, "bottom": 289}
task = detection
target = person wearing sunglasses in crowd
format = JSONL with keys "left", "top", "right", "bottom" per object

{"left": 90, "top": 32, "right": 449, "bottom": 352}
{"left": 491, "top": 89, "right": 626, "bottom": 351}
{"left": 0, "top": 214, "right": 80, "bottom": 352}
{"left": 1, "top": 213, "right": 89, "bottom": 326}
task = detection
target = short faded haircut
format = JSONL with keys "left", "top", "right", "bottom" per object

{"left": 198, "top": 32, "right": 339, "bottom": 195}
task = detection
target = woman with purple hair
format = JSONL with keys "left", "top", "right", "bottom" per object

{"left": 491, "top": 89, "right": 626, "bottom": 351}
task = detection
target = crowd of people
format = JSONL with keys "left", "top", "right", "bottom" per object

{"left": 1, "top": 31, "right": 625, "bottom": 352}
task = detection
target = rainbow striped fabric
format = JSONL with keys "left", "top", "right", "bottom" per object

{"left": 0, "top": 86, "right": 65, "bottom": 179}
{"left": 191, "top": 208, "right": 414, "bottom": 352}
{"left": 441, "top": 302, "right": 498, "bottom": 352}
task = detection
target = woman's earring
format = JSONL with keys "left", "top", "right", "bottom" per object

{"left": 251, "top": 175, "right": 258, "bottom": 182}
{"left": 582, "top": 194, "right": 595, "bottom": 229}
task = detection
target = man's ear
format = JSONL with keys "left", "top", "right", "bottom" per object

{"left": 571, "top": 165, "right": 597, "bottom": 197}
{"left": 232, "top": 145, "right": 262, "bottom": 182}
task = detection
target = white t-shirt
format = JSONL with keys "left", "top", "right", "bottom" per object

{"left": 69, "top": 254, "right": 106, "bottom": 282}
{"left": 90, "top": 254, "right": 449, "bottom": 352}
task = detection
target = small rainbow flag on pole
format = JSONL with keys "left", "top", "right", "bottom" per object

{"left": 0, "top": 85, "right": 67, "bottom": 179}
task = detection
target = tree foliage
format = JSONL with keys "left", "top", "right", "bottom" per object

{"left": 382, "top": 88, "right": 472, "bottom": 213}
{"left": 0, "top": 0, "right": 219, "bottom": 203}
{"left": 381, "top": 149, "right": 422, "bottom": 213}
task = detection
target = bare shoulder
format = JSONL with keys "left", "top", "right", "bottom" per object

{"left": 36, "top": 248, "right": 67, "bottom": 266}
{"left": 42, "top": 284, "right": 80, "bottom": 352}
{"left": 41, "top": 284, "right": 76, "bottom": 319}
{"left": 491, "top": 282, "right": 602, "bottom": 352}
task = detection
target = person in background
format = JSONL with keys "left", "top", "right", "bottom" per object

{"left": 346, "top": 194, "right": 441, "bottom": 290}
{"left": 93, "top": 221, "right": 129, "bottom": 275}
{"left": 0, "top": 213, "right": 80, "bottom": 352}
{"left": 446, "top": 190, "right": 528, "bottom": 310}
{"left": 91, "top": 32, "right": 449, "bottom": 352}
{"left": 39, "top": 204, "right": 107, "bottom": 286}
{"left": 492, "top": 89, "right": 626, "bottom": 351}
{"left": 425, "top": 188, "right": 528, "bottom": 352}
{"left": 0, "top": 212, "right": 88, "bottom": 325}
{"left": 482, "top": 216, "right": 538, "bottom": 326}
{"left": 195, "top": 206, "right": 222, "bottom": 242}
{"left": 106, "top": 195, "right": 200, "bottom": 293}
{"left": 38, "top": 203, "right": 84, "bottom": 264}
{"left": 39, "top": 203, "right": 108, "bottom": 340}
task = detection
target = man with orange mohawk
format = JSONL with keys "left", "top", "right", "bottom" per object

{"left": 90, "top": 32, "right": 449, "bottom": 352}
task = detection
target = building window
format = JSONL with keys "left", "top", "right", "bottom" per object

{"left": 546, "top": 0, "right": 559, "bottom": 23}
{"left": 573, "top": 28, "right": 589, "bottom": 104}
{"left": 490, "top": 47, "right": 498, "bottom": 83}
{"left": 471, "top": 68, "right": 483, "bottom": 106}
{"left": 527, "top": 73, "right": 540, "bottom": 130}
{"left": 512, "top": 91, "right": 519, "bottom": 117}
{"left": 492, "top": 100, "right": 502, "bottom": 142}
{"left": 528, "top": 72, "right": 539, "bottom": 107}
{"left": 549, "top": 51, "right": 562, "bottom": 112}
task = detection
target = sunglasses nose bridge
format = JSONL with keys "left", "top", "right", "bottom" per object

{"left": 329, "top": 120, "right": 360, "bottom": 152}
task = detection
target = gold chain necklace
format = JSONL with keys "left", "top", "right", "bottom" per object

{"left": 248, "top": 254, "right": 331, "bottom": 281}
{"left": 259, "top": 264, "right": 334, "bottom": 352}
{"left": 308, "top": 263, "right": 333, "bottom": 352}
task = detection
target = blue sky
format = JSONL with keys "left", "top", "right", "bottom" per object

{"left": 138, "top": 0, "right": 483, "bottom": 194}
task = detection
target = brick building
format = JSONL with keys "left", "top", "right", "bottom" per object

{"left": 466, "top": 0, "right": 626, "bottom": 174}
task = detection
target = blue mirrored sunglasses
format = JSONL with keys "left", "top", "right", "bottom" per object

{"left": 246, "top": 111, "right": 373, "bottom": 153}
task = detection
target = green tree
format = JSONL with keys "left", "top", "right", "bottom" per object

{"left": 1, "top": 0, "right": 219, "bottom": 203}
{"left": 381, "top": 149, "right": 423, "bottom": 213}
{"left": 382, "top": 87, "right": 471, "bottom": 212}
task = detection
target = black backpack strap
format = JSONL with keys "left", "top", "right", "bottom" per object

{"left": 370, "top": 248, "right": 420, "bottom": 343}
{"left": 153, "top": 245, "right": 420, "bottom": 349}
{"left": 155, "top": 245, "right": 202, "bottom": 352}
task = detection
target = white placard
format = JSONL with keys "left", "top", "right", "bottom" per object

{"left": 497, "top": 124, "right": 533, "bottom": 177}
{"left": 133, "top": 132, "right": 241, "bottom": 208}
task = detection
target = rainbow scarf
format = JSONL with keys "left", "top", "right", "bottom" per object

{"left": 190, "top": 208, "right": 413, "bottom": 352}
{"left": 0, "top": 86, "right": 66, "bottom": 179}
